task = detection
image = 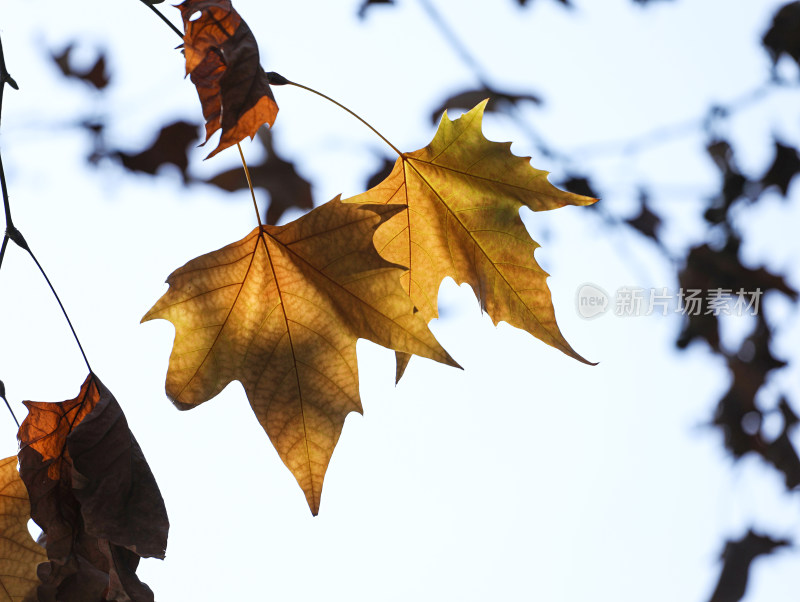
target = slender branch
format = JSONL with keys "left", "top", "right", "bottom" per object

{"left": 268, "top": 74, "right": 403, "bottom": 158}
{"left": 25, "top": 245, "right": 92, "bottom": 373}
{"left": 0, "top": 390, "right": 19, "bottom": 429}
{"left": 237, "top": 143, "right": 264, "bottom": 228}
{"left": 0, "top": 235, "right": 8, "bottom": 272}
{"left": 0, "top": 35, "right": 19, "bottom": 133}
{"left": 139, "top": 0, "right": 184, "bottom": 40}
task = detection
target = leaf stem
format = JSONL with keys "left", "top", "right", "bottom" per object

{"left": 139, "top": 0, "right": 185, "bottom": 40}
{"left": 270, "top": 74, "right": 403, "bottom": 158}
{"left": 237, "top": 143, "right": 263, "bottom": 229}
{"left": 25, "top": 245, "right": 92, "bottom": 374}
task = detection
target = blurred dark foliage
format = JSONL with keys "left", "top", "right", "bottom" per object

{"left": 763, "top": 1, "right": 800, "bottom": 71}
{"left": 708, "top": 530, "right": 790, "bottom": 602}
{"left": 559, "top": 174, "right": 600, "bottom": 200}
{"left": 624, "top": 190, "right": 662, "bottom": 242}
{"left": 761, "top": 140, "right": 800, "bottom": 197}
{"left": 429, "top": 86, "right": 541, "bottom": 124}
{"left": 112, "top": 121, "right": 200, "bottom": 183}
{"left": 49, "top": 54, "right": 311, "bottom": 225}
{"left": 51, "top": 43, "right": 109, "bottom": 90}
{"left": 365, "top": 157, "right": 395, "bottom": 191}
{"left": 204, "top": 129, "right": 313, "bottom": 225}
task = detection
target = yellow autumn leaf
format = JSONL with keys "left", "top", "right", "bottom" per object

{"left": 345, "top": 101, "right": 597, "bottom": 379}
{"left": 0, "top": 456, "right": 46, "bottom": 602}
{"left": 143, "top": 198, "right": 458, "bottom": 514}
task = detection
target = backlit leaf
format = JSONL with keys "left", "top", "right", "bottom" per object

{"left": 345, "top": 101, "right": 596, "bottom": 380}
{"left": 143, "top": 199, "right": 457, "bottom": 514}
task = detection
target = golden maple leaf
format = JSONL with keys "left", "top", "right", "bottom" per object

{"left": 0, "top": 456, "right": 46, "bottom": 602}
{"left": 345, "top": 101, "right": 597, "bottom": 380}
{"left": 143, "top": 198, "right": 458, "bottom": 514}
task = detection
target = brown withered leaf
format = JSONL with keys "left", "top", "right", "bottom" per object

{"left": 115, "top": 120, "right": 200, "bottom": 183}
{"left": 0, "top": 456, "right": 47, "bottom": 602}
{"left": 51, "top": 44, "right": 110, "bottom": 90}
{"left": 178, "top": 0, "right": 278, "bottom": 159}
{"left": 143, "top": 199, "right": 458, "bottom": 514}
{"left": 345, "top": 101, "right": 595, "bottom": 381}
{"left": 17, "top": 373, "right": 168, "bottom": 602}
{"left": 429, "top": 86, "right": 541, "bottom": 124}
{"left": 205, "top": 129, "right": 312, "bottom": 224}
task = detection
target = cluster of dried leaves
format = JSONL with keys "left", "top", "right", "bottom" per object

{"left": 2, "top": 0, "right": 596, "bottom": 598}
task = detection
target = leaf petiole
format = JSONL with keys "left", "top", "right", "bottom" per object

{"left": 268, "top": 73, "right": 404, "bottom": 158}
{"left": 237, "top": 142, "right": 264, "bottom": 229}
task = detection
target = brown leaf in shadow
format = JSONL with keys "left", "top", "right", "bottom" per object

{"left": 178, "top": 0, "right": 278, "bottom": 159}
{"left": 17, "top": 373, "right": 168, "bottom": 602}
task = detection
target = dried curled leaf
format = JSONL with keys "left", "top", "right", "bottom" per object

{"left": 178, "top": 0, "right": 278, "bottom": 158}
{"left": 17, "top": 373, "right": 168, "bottom": 602}
{"left": 0, "top": 456, "right": 47, "bottom": 602}
{"left": 143, "top": 199, "right": 458, "bottom": 514}
{"left": 345, "top": 101, "right": 596, "bottom": 380}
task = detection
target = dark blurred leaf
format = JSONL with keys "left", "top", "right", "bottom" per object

{"left": 559, "top": 175, "right": 600, "bottom": 200}
{"left": 82, "top": 120, "right": 107, "bottom": 166}
{"left": 51, "top": 43, "right": 109, "bottom": 90}
{"left": 713, "top": 315, "right": 786, "bottom": 457}
{"left": 760, "top": 140, "right": 800, "bottom": 197}
{"left": 430, "top": 86, "right": 541, "bottom": 124}
{"left": 709, "top": 530, "right": 790, "bottom": 602}
{"left": 205, "top": 128, "right": 313, "bottom": 224}
{"left": 365, "top": 157, "right": 395, "bottom": 190}
{"left": 763, "top": 1, "right": 800, "bottom": 70}
{"left": 358, "top": 0, "right": 394, "bottom": 18}
{"left": 625, "top": 190, "right": 662, "bottom": 241}
{"left": 703, "top": 139, "right": 752, "bottom": 225}
{"left": 0, "top": 379, "right": 5, "bottom": 399}
{"left": 113, "top": 120, "right": 200, "bottom": 182}
{"left": 18, "top": 373, "right": 168, "bottom": 602}
{"left": 676, "top": 238, "right": 797, "bottom": 351}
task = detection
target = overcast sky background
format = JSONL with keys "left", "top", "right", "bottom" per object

{"left": 1, "top": 0, "right": 799, "bottom": 600}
